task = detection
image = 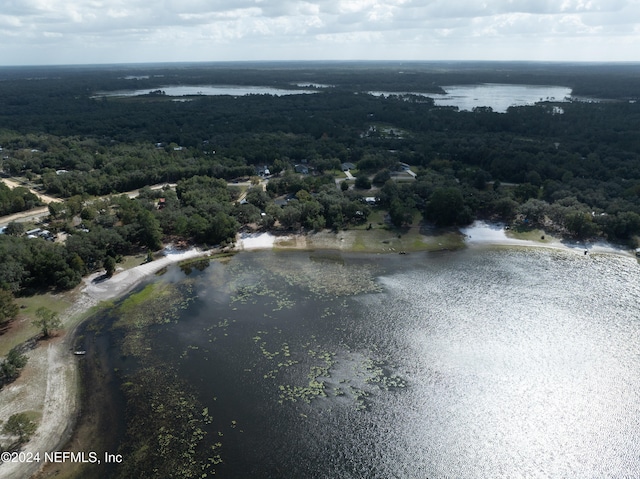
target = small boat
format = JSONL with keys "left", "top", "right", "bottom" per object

{"left": 73, "top": 351, "right": 86, "bottom": 356}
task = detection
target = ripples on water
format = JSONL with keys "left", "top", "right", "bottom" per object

{"left": 369, "top": 248, "right": 640, "bottom": 478}
{"left": 139, "top": 249, "right": 640, "bottom": 478}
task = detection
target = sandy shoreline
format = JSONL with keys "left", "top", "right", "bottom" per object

{"left": 461, "top": 221, "right": 634, "bottom": 257}
{"left": 1, "top": 224, "right": 634, "bottom": 478}
{"left": 237, "top": 223, "right": 635, "bottom": 258}
{"left": 0, "top": 246, "right": 211, "bottom": 479}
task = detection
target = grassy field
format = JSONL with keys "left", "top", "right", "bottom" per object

{"left": 340, "top": 209, "right": 464, "bottom": 253}
{"left": 1, "top": 293, "right": 74, "bottom": 356}
{"left": 281, "top": 214, "right": 465, "bottom": 254}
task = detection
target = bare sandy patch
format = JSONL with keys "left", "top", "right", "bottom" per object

{"left": 462, "top": 221, "right": 633, "bottom": 257}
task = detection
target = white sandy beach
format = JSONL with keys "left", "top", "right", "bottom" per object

{"left": 236, "top": 232, "right": 280, "bottom": 251}
{"left": 461, "top": 221, "right": 633, "bottom": 257}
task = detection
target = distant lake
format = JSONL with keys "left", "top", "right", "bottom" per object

{"left": 94, "top": 85, "right": 319, "bottom": 98}
{"left": 369, "top": 83, "right": 579, "bottom": 112}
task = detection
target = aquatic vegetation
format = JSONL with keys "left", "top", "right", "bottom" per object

{"left": 278, "top": 263, "right": 381, "bottom": 297}
{"left": 179, "top": 258, "right": 211, "bottom": 275}
{"left": 105, "top": 256, "right": 410, "bottom": 478}
{"left": 112, "top": 282, "right": 195, "bottom": 358}
{"left": 251, "top": 332, "right": 406, "bottom": 408}
{"left": 229, "top": 275, "right": 296, "bottom": 312}
{"left": 116, "top": 366, "right": 218, "bottom": 479}
{"left": 226, "top": 253, "right": 384, "bottom": 299}
{"left": 362, "top": 358, "right": 408, "bottom": 390}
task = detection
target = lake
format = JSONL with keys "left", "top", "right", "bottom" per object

{"left": 93, "top": 85, "right": 319, "bottom": 98}
{"left": 369, "top": 83, "right": 577, "bottom": 112}
{"left": 82, "top": 247, "right": 640, "bottom": 478}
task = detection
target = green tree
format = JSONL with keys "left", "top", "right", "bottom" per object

{"left": 425, "top": 187, "right": 472, "bottom": 226}
{"left": 3, "top": 413, "right": 37, "bottom": 443}
{"left": 137, "top": 209, "right": 163, "bottom": 251}
{"left": 514, "top": 183, "right": 540, "bottom": 202}
{"left": 372, "top": 169, "right": 392, "bottom": 186}
{"left": 48, "top": 202, "right": 65, "bottom": 219}
{"left": 565, "top": 211, "right": 599, "bottom": 239}
{"left": 492, "top": 197, "right": 519, "bottom": 220}
{"left": 4, "top": 222, "right": 25, "bottom": 236}
{"left": 1, "top": 347, "right": 28, "bottom": 383}
{"left": 389, "top": 199, "right": 413, "bottom": 228}
{"left": 244, "top": 187, "right": 270, "bottom": 210}
{"left": 280, "top": 202, "right": 302, "bottom": 229}
{"left": 0, "top": 289, "right": 19, "bottom": 327}
{"left": 519, "top": 199, "right": 549, "bottom": 225}
{"left": 207, "top": 213, "right": 238, "bottom": 246}
{"left": 355, "top": 175, "right": 372, "bottom": 190}
{"left": 104, "top": 256, "right": 116, "bottom": 278}
{"left": 33, "top": 307, "right": 62, "bottom": 338}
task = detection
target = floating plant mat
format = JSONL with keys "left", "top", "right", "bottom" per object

{"left": 251, "top": 329, "right": 407, "bottom": 410}
{"left": 250, "top": 251, "right": 383, "bottom": 297}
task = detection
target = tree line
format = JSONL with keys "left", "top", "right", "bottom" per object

{"left": 0, "top": 182, "right": 42, "bottom": 216}
{"left": 1, "top": 63, "right": 640, "bottom": 329}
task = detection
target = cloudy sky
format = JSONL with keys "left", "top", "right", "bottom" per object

{"left": 1, "top": 0, "right": 639, "bottom": 65}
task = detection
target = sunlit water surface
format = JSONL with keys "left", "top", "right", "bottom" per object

{"left": 369, "top": 84, "right": 578, "bottom": 112}
{"left": 112, "top": 248, "right": 640, "bottom": 478}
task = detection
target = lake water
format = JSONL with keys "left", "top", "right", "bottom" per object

{"left": 87, "top": 247, "right": 640, "bottom": 478}
{"left": 94, "top": 85, "right": 318, "bottom": 98}
{"left": 369, "top": 84, "right": 576, "bottom": 112}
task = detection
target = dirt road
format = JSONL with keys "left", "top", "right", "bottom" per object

{"left": 1, "top": 178, "right": 62, "bottom": 205}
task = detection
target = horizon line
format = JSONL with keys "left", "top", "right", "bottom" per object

{"left": 2, "top": 59, "right": 640, "bottom": 69}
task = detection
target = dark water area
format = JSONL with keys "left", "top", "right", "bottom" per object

{"left": 87, "top": 248, "right": 640, "bottom": 478}
{"left": 71, "top": 312, "right": 129, "bottom": 478}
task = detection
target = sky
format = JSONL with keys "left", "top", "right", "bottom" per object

{"left": 1, "top": 0, "right": 639, "bottom": 66}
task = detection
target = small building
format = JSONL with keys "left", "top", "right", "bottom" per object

{"left": 256, "top": 166, "right": 271, "bottom": 177}
{"left": 274, "top": 194, "right": 296, "bottom": 207}
{"left": 294, "top": 164, "right": 309, "bottom": 174}
{"left": 341, "top": 162, "right": 356, "bottom": 171}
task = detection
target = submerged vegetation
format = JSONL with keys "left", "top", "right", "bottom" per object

{"left": 117, "top": 366, "right": 216, "bottom": 479}
{"left": 80, "top": 252, "right": 409, "bottom": 477}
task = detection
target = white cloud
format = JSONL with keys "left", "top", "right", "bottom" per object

{"left": 0, "top": 0, "right": 639, "bottom": 64}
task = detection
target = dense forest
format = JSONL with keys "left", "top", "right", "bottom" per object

{"left": 2, "top": 61, "right": 640, "bottom": 298}
{"left": 0, "top": 182, "right": 41, "bottom": 216}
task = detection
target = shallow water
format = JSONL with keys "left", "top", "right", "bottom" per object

{"left": 100, "top": 248, "right": 640, "bottom": 478}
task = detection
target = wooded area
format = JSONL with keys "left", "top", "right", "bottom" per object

{"left": 1, "top": 61, "right": 640, "bottom": 299}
